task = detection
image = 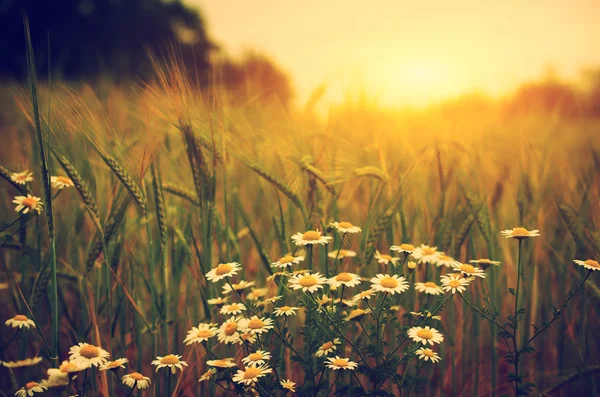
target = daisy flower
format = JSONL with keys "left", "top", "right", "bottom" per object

{"left": 291, "top": 230, "right": 332, "bottom": 246}
{"left": 407, "top": 326, "right": 444, "bottom": 345}
{"left": 411, "top": 245, "right": 442, "bottom": 265}
{"left": 574, "top": 259, "right": 600, "bottom": 272}
{"left": 288, "top": 272, "right": 328, "bottom": 293}
{"left": 69, "top": 343, "right": 110, "bottom": 368}
{"left": 184, "top": 323, "right": 218, "bottom": 345}
{"left": 13, "top": 195, "right": 43, "bottom": 215}
{"left": 10, "top": 170, "right": 33, "bottom": 185}
{"left": 46, "top": 361, "right": 82, "bottom": 387}
{"left": 271, "top": 255, "right": 305, "bottom": 269}
{"left": 452, "top": 263, "right": 486, "bottom": 279}
{"left": 327, "top": 249, "right": 357, "bottom": 259}
{"left": 5, "top": 315, "right": 36, "bottom": 329}
{"left": 222, "top": 280, "right": 255, "bottom": 294}
{"left": 151, "top": 354, "right": 187, "bottom": 374}
{"left": 207, "top": 296, "right": 229, "bottom": 307}
{"left": 328, "top": 272, "right": 361, "bottom": 288}
{"left": 1, "top": 357, "right": 42, "bottom": 368}
{"left": 273, "top": 305, "right": 299, "bottom": 317}
{"left": 246, "top": 288, "right": 269, "bottom": 301}
{"left": 409, "top": 311, "right": 442, "bottom": 321}
{"left": 500, "top": 227, "right": 541, "bottom": 240}
{"left": 374, "top": 250, "right": 400, "bottom": 265}
{"left": 470, "top": 258, "right": 501, "bottom": 270}
{"left": 414, "top": 281, "right": 444, "bottom": 295}
{"left": 15, "top": 381, "right": 47, "bottom": 396}
{"left": 407, "top": 261, "right": 417, "bottom": 271}
{"left": 345, "top": 308, "right": 371, "bottom": 322}
{"left": 315, "top": 338, "right": 341, "bottom": 357}
{"left": 330, "top": 221, "right": 362, "bottom": 234}
{"left": 238, "top": 316, "right": 275, "bottom": 335}
{"left": 415, "top": 348, "right": 441, "bottom": 363}
{"left": 370, "top": 274, "right": 409, "bottom": 295}
{"left": 280, "top": 379, "right": 296, "bottom": 392}
{"left": 198, "top": 368, "right": 217, "bottom": 382}
{"left": 325, "top": 356, "right": 358, "bottom": 371}
{"left": 436, "top": 254, "right": 459, "bottom": 268}
{"left": 440, "top": 274, "right": 471, "bottom": 294}
{"left": 242, "top": 350, "right": 272, "bottom": 367}
{"left": 122, "top": 372, "right": 151, "bottom": 389}
{"left": 339, "top": 299, "right": 356, "bottom": 308}
{"left": 352, "top": 289, "right": 375, "bottom": 301}
{"left": 207, "top": 358, "right": 236, "bottom": 368}
{"left": 50, "top": 176, "right": 74, "bottom": 190}
{"left": 390, "top": 243, "right": 416, "bottom": 254}
{"left": 220, "top": 303, "right": 247, "bottom": 315}
{"left": 232, "top": 364, "right": 273, "bottom": 385}
{"left": 100, "top": 358, "right": 128, "bottom": 371}
{"left": 315, "top": 294, "right": 332, "bottom": 306}
{"left": 217, "top": 317, "right": 242, "bottom": 344}
{"left": 205, "top": 262, "right": 241, "bottom": 282}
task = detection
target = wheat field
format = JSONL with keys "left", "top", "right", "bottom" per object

{"left": 0, "top": 58, "right": 599, "bottom": 397}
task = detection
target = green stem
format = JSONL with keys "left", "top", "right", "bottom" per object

{"left": 513, "top": 239, "right": 523, "bottom": 396}
{"left": 406, "top": 362, "right": 425, "bottom": 396}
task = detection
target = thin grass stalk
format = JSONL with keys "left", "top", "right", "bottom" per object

{"left": 24, "top": 19, "right": 59, "bottom": 362}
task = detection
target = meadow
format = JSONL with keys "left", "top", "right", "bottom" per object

{"left": 0, "top": 59, "right": 599, "bottom": 397}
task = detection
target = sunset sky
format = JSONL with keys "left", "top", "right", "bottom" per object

{"left": 192, "top": 0, "right": 599, "bottom": 106}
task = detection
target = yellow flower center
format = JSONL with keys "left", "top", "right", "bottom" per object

{"left": 417, "top": 329, "right": 434, "bottom": 339}
{"left": 512, "top": 227, "right": 529, "bottom": 236}
{"left": 224, "top": 323, "right": 238, "bottom": 336}
{"left": 247, "top": 318, "right": 264, "bottom": 329}
{"left": 248, "top": 352, "right": 263, "bottom": 361}
{"left": 79, "top": 345, "right": 100, "bottom": 359}
{"left": 424, "top": 282, "right": 437, "bottom": 288}
{"left": 422, "top": 247, "right": 436, "bottom": 255}
{"left": 26, "top": 382, "right": 39, "bottom": 390}
{"left": 130, "top": 372, "right": 145, "bottom": 380}
{"left": 244, "top": 367, "right": 262, "bottom": 379}
{"left": 400, "top": 243, "right": 415, "bottom": 251}
{"left": 22, "top": 198, "right": 37, "bottom": 207}
{"left": 240, "top": 334, "right": 253, "bottom": 341}
{"left": 215, "top": 264, "right": 233, "bottom": 275}
{"left": 337, "top": 221, "right": 353, "bottom": 229}
{"left": 379, "top": 276, "right": 399, "bottom": 289}
{"left": 279, "top": 255, "right": 295, "bottom": 263}
{"left": 60, "top": 362, "right": 79, "bottom": 372}
{"left": 439, "top": 255, "right": 451, "bottom": 261}
{"left": 336, "top": 273, "right": 353, "bottom": 282}
{"left": 449, "top": 280, "right": 460, "bottom": 287}
{"left": 332, "top": 359, "right": 348, "bottom": 367}
{"left": 422, "top": 349, "right": 435, "bottom": 357}
{"left": 13, "top": 315, "right": 28, "bottom": 321}
{"left": 56, "top": 176, "right": 72, "bottom": 184}
{"left": 584, "top": 260, "right": 600, "bottom": 268}
{"left": 298, "top": 275, "right": 318, "bottom": 287}
{"left": 460, "top": 264, "right": 476, "bottom": 274}
{"left": 160, "top": 355, "right": 179, "bottom": 365}
{"left": 16, "top": 175, "right": 28, "bottom": 181}
{"left": 302, "top": 230, "right": 321, "bottom": 241}
{"left": 279, "top": 306, "right": 292, "bottom": 312}
{"left": 379, "top": 254, "right": 392, "bottom": 261}
{"left": 407, "top": 261, "right": 417, "bottom": 269}
{"left": 197, "top": 329, "right": 213, "bottom": 338}
{"left": 321, "top": 342, "right": 334, "bottom": 350}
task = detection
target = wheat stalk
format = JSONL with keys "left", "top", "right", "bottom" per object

{"left": 96, "top": 150, "right": 147, "bottom": 213}
{"left": 162, "top": 183, "right": 201, "bottom": 206}
{"left": 52, "top": 151, "right": 99, "bottom": 217}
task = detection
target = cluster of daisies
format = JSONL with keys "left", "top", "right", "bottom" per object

{"left": 8, "top": 169, "right": 75, "bottom": 215}
{"left": 3, "top": 222, "right": 597, "bottom": 396}
{"left": 2, "top": 315, "right": 151, "bottom": 396}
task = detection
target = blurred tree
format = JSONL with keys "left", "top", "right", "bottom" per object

{"left": 504, "top": 68, "right": 582, "bottom": 118}
{"left": 0, "top": 0, "right": 212, "bottom": 80}
{"left": 214, "top": 51, "right": 294, "bottom": 108}
{"left": 581, "top": 68, "right": 600, "bottom": 118}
